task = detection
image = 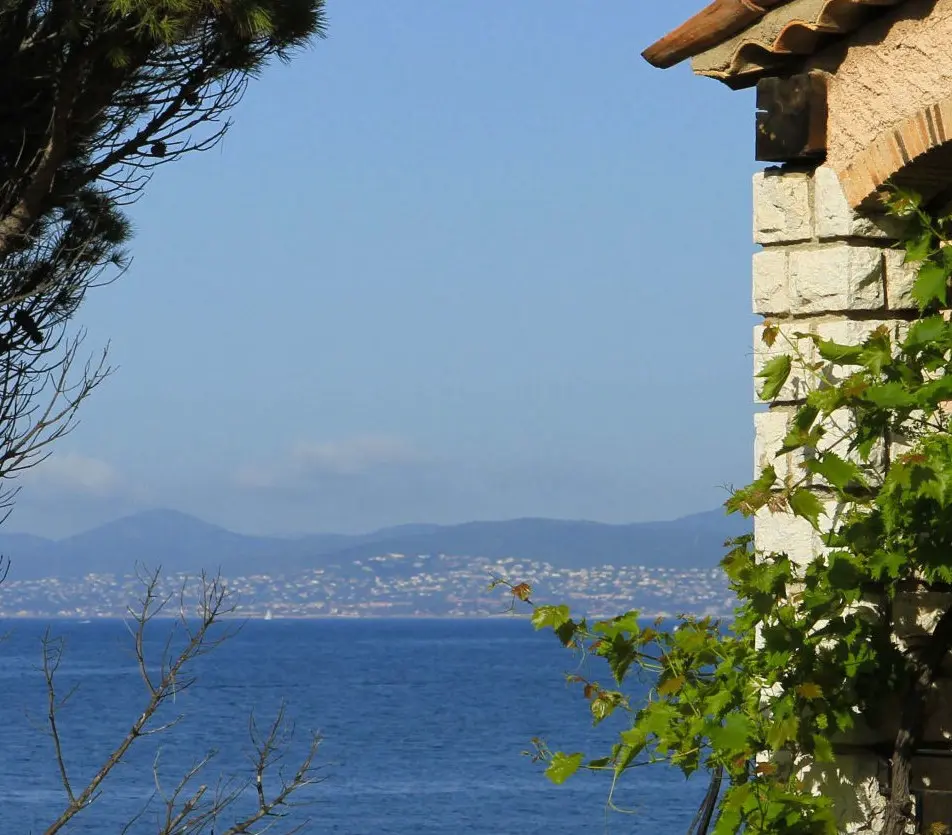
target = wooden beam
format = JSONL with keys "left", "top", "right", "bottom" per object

{"left": 642, "top": 0, "right": 795, "bottom": 70}
{"left": 755, "top": 72, "right": 828, "bottom": 163}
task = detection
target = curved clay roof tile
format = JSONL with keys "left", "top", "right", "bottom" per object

{"left": 644, "top": 0, "right": 910, "bottom": 84}
{"left": 690, "top": 0, "right": 908, "bottom": 85}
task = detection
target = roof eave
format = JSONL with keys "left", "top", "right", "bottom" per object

{"left": 642, "top": 0, "right": 795, "bottom": 69}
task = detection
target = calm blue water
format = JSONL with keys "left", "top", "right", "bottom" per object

{"left": 0, "top": 618, "right": 706, "bottom": 834}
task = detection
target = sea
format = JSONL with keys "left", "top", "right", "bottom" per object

{"left": 0, "top": 618, "right": 707, "bottom": 834}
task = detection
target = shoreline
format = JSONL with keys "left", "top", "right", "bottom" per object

{"left": 0, "top": 609, "right": 730, "bottom": 622}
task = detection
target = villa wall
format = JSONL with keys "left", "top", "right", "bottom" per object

{"left": 751, "top": 161, "right": 952, "bottom": 831}
{"left": 808, "top": 0, "right": 952, "bottom": 177}
{"left": 751, "top": 163, "right": 913, "bottom": 555}
{"left": 748, "top": 163, "right": 952, "bottom": 833}
{"left": 803, "top": 0, "right": 952, "bottom": 207}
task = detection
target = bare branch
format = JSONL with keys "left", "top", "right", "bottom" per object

{"left": 42, "top": 568, "right": 233, "bottom": 835}
{"left": 40, "top": 567, "right": 323, "bottom": 835}
{"left": 40, "top": 629, "right": 78, "bottom": 806}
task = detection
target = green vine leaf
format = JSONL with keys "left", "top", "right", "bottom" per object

{"left": 531, "top": 604, "right": 571, "bottom": 631}
{"left": 813, "top": 734, "right": 835, "bottom": 763}
{"left": 789, "top": 488, "right": 825, "bottom": 529}
{"left": 912, "top": 262, "right": 950, "bottom": 310}
{"left": 757, "top": 355, "right": 792, "bottom": 401}
{"left": 726, "top": 466, "right": 777, "bottom": 517}
{"left": 905, "top": 315, "right": 948, "bottom": 349}
{"left": 887, "top": 187, "right": 922, "bottom": 217}
{"left": 709, "top": 713, "right": 755, "bottom": 755}
{"left": 766, "top": 713, "right": 799, "bottom": 748}
{"left": 806, "top": 452, "right": 866, "bottom": 491}
{"left": 917, "top": 375, "right": 952, "bottom": 408}
{"left": 815, "top": 338, "right": 864, "bottom": 364}
{"left": 544, "top": 752, "right": 584, "bottom": 785}
{"left": 593, "top": 612, "right": 641, "bottom": 638}
{"left": 905, "top": 229, "right": 933, "bottom": 262}
{"left": 862, "top": 381, "right": 916, "bottom": 408}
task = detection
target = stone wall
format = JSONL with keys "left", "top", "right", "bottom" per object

{"left": 751, "top": 164, "right": 914, "bottom": 565}
{"left": 751, "top": 164, "right": 952, "bottom": 833}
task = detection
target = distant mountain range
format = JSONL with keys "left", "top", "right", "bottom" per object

{"left": 0, "top": 508, "right": 751, "bottom": 580}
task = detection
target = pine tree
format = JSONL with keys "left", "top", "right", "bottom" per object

{"left": 0, "top": 0, "right": 325, "bottom": 505}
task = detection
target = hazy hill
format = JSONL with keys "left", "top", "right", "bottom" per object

{"left": 293, "top": 509, "right": 748, "bottom": 570}
{"left": 0, "top": 508, "right": 749, "bottom": 580}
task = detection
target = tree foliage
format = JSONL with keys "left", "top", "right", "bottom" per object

{"left": 501, "top": 190, "right": 952, "bottom": 834}
{"left": 0, "top": 0, "right": 324, "bottom": 510}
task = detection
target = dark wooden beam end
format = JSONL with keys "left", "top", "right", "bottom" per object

{"left": 756, "top": 72, "right": 829, "bottom": 164}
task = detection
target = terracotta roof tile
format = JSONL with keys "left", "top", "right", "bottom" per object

{"left": 645, "top": 0, "right": 911, "bottom": 88}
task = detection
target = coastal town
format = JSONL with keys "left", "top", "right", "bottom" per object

{"left": 0, "top": 551, "right": 732, "bottom": 619}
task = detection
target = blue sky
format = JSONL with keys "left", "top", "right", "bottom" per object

{"left": 14, "top": 1, "right": 762, "bottom": 538}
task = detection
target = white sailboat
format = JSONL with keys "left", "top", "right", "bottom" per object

{"left": 264, "top": 609, "right": 273, "bottom": 621}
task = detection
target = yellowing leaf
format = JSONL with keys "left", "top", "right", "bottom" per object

{"left": 511, "top": 582, "right": 532, "bottom": 602}
{"left": 797, "top": 682, "right": 823, "bottom": 700}
{"left": 657, "top": 675, "right": 686, "bottom": 697}
{"left": 590, "top": 694, "right": 619, "bottom": 724}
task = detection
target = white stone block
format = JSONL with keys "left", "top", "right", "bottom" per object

{"left": 883, "top": 248, "right": 920, "bottom": 310}
{"left": 894, "top": 591, "right": 952, "bottom": 643}
{"left": 815, "top": 318, "right": 904, "bottom": 345}
{"left": 754, "top": 408, "right": 795, "bottom": 482}
{"left": 801, "top": 756, "right": 892, "bottom": 833}
{"left": 754, "top": 500, "right": 835, "bottom": 566}
{"left": 814, "top": 166, "right": 903, "bottom": 240}
{"left": 788, "top": 245, "right": 884, "bottom": 314}
{"left": 752, "top": 249, "right": 789, "bottom": 315}
{"left": 754, "top": 170, "right": 813, "bottom": 245}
